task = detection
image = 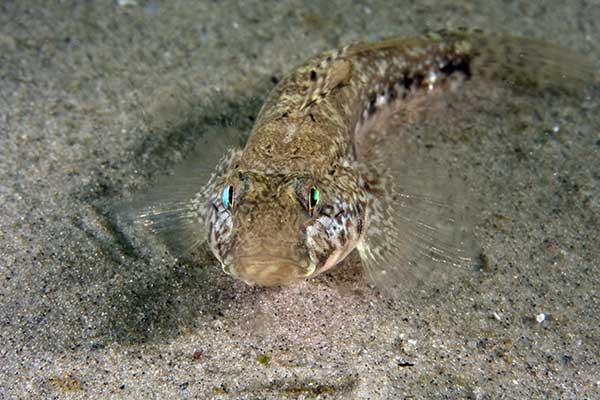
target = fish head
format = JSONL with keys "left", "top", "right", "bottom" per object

{"left": 206, "top": 166, "right": 366, "bottom": 286}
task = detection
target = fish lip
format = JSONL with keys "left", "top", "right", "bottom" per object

{"left": 236, "top": 255, "right": 302, "bottom": 265}
{"left": 231, "top": 255, "right": 313, "bottom": 285}
{"left": 235, "top": 256, "right": 309, "bottom": 276}
{"left": 237, "top": 252, "right": 317, "bottom": 270}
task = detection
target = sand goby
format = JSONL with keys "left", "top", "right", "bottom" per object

{"left": 135, "top": 30, "right": 596, "bottom": 288}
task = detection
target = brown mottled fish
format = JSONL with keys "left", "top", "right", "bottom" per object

{"left": 135, "top": 30, "right": 596, "bottom": 289}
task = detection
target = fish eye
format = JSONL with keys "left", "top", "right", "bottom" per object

{"left": 309, "top": 187, "right": 319, "bottom": 212}
{"left": 222, "top": 185, "right": 234, "bottom": 209}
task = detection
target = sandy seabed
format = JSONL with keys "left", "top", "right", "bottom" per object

{"left": 1, "top": 1, "right": 599, "bottom": 399}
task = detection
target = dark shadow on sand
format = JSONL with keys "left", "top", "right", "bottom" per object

{"left": 77, "top": 88, "right": 269, "bottom": 346}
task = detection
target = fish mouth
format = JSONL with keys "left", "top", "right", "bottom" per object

{"left": 229, "top": 256, "right": 316, "bottom": 286}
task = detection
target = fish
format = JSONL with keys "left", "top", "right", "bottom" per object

{"left": 133, "top": 30, "right": 597, "bottom": 290}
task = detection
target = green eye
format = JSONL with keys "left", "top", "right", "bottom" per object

{"left": 222, "top": 185, "right": 234, "bottom": 209}
{"left": 309, "top": 187, "right": 319, "bottom": 211}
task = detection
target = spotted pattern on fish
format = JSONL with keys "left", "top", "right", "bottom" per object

{"left": 138, "top": 30, "right": 596, "bottom": 287}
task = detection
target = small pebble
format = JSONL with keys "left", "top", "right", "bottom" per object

{"left": 536, "top": 313, "right": 546, "bottom": 323}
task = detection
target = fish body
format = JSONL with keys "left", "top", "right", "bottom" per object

{"left": 138, "top": 30, "right": 596, "bottom": 288}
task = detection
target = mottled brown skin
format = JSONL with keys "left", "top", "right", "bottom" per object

{"left": 141, "top": 31, "right": 596, "bottom": 287}
{"left": 208, "top": 32, "right": 485, "bottom": 285}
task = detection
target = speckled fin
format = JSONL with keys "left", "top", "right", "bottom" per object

{"left": 353, "top": 31, "right": 599, "bottom": 295}
{"left": 356, "top": 159, "right": 478, "bottom": 295}
{"left": 300, "top": 58, "right": 353, "bottom": 111}
{"left": 125, "top": 128, "right": 243, "bottom": 255}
